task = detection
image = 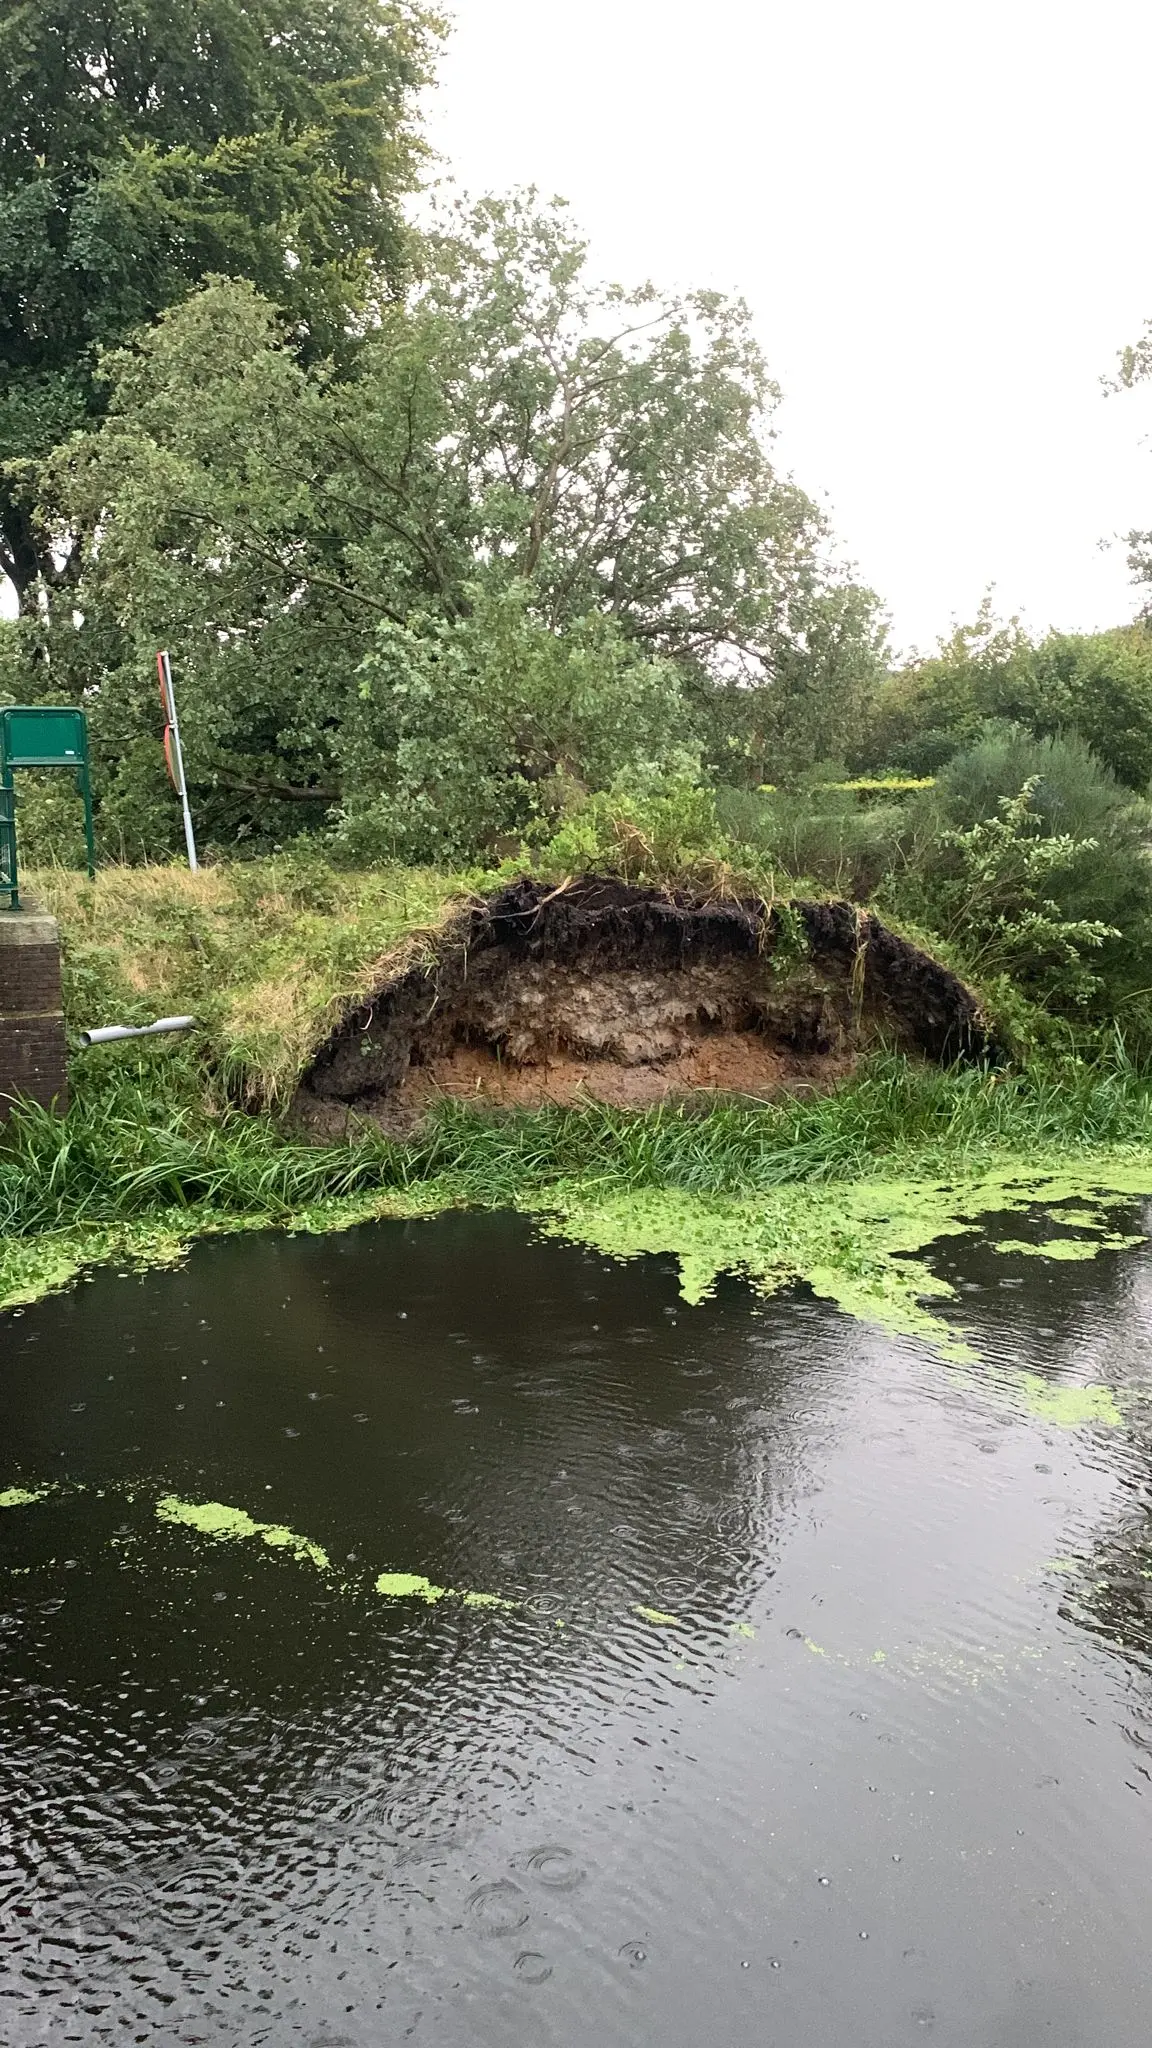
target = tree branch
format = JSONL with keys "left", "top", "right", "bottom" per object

{"left": 522, "top": 387, "right": 573, "bottom": 576}
{"left": 204, "top": 766, "right": 339, "bottom": 803}
{"left": 174, "top": 506, "right": 406, "bottom": 622}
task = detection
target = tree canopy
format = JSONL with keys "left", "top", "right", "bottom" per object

{"left": 20, "top": 193, "right": 885, "bottom": 858}
{"left": 0, "top": 0, "right": 440, "bottom": 605}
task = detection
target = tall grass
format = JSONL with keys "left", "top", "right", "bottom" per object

{"left": 404, "top": 1052, "right": 1152, "bottom": 1199}
{"left": 6, "top": 1048, "right": 1152, "bottom": 1242}
{"left": 0, "top": 1069, "right": 390, "bottom": 1234}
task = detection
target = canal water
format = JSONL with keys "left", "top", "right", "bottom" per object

{"left": 2, "top": 1209, "right": 1152, "bottom": 2045}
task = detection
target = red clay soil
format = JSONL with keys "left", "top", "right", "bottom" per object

{"left": 393, "top": 1035, "right": 852, "bottom": 1115}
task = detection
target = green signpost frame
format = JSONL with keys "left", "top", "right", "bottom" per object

{"left": 0, "top": 706, "right": 95, "bottom": 908}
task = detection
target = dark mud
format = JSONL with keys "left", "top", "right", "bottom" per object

{"left": 299, "top": 878, "right": 994, "bottom": 1130}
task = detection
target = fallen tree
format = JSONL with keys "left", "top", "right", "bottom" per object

{"left": 299, "top": 878, "right": 997, "bottom": 1130}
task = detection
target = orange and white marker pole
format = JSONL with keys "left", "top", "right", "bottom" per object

{"left": 157, "top": 650, "right": 198, "bottom": 872}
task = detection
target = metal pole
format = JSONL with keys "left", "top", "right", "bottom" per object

{"left": 1, "top": 772, "right": 18, "bottom": 911}
{"left": 157, "top": 651, "right": 198, "bottom": 872}
{"left": 79, "top": 767, "right": 96, "bottom": 880}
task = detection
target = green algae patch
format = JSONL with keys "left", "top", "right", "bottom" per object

{"left": 635, "top": 1605, "right": 681, "bottom": 1627}
{"left": 0, "top": 1229, "right": 162, "bottom": 1312}
{"left": 156, "top": 1495, "right": 330, "bottom": 1570}
{"left": 0, "top": 1234, "right": 111, "bottom": 1310}
{"left": 1016, "top": 1377, "right": 1123, "bottom": 1429}
{"left": 2, "top": 1480, "right": 514, "bottom": 1607}
{"left": 0, "top": 1215, "right": 275, "bottom": 1314}
{"left": 373, "top": 1571, "right": 516, "bottom": 1608}
{"left": 534, "top": 1182, "right": 976, "bottom": 1357}
{"left": 375, "top": 1571, "right": 448, "bottom": 1602}
{"left": 993, "top": 1234, "right": 1143, "bottom": 1261}
{"left": 535, "top": 1153, "right": 1152, "bottom": 1362}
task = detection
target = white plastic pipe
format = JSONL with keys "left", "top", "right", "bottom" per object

{"left": 79, "top": 1016, "right": 197, "bottom": 1048}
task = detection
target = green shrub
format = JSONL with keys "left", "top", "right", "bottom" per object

{"left": 928, "top": 724, "right": 1144, "bottom": 838}
{"left": 894, "top": 728, "right": 1152, "bottom": 1020}
{"left": 1030, "top": 628, "right": 1152, "bottom": 791}
{"left": 331, "top": 585, "right": 697, "bottom": 865}
{"left": 865, "top": 606, "right": 1152, "bottom": 790}
{"left": 864, "top": 606, "right": 1037, "bottom": 776}
{"left": 912, "top": 779, "right": 1119, "bottom": 1004}
{"left": 715, "top": 780, "right": 912, "bottom": 898}
{"left": 536, "top": 777, "right": 735, "bottom": 889}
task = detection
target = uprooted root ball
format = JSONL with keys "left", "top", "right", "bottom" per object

{"left": 296, "top": 878, "right": 996, "bottom": 1132}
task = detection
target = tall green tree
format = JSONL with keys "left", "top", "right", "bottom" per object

{"left": 0, "top": 0, "right": 440, "bottom": 609}
{"left": 33, "top": 194, "right": 885, "bottom": 853}
{"left": 406, "top": 193, "right": 886, "bottom": 770}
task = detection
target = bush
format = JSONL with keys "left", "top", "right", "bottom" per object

{"left": 534, "top": 776, "right": 734, "bottom": 889}
{"left": 330, "top": 583, "right": 697, "bottom": 865}
{"left": 864, "top": 606, "right": 1037, "bottom": 776}
{"left": 913, "top": 779, "right": 1119, "bottom": 1004}
{"left": 930, "top": 724, "right": 1148, "bottom": 841}
{"left": 715, "top": 779, "right": 915, "bottom": 898}
{"left": 1030, "top": 628, "right": 1152, "bottom": 791}
{"left": 894, "top": 727, "right": 1152, "bottom": 1019}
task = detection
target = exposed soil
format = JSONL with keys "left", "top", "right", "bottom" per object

{"left": 296, "top": 877, "right": 996, "bottom": 1133}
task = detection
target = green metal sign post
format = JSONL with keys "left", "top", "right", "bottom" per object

{"left": 0, "top": 707, "right": 95, "bottom": 909}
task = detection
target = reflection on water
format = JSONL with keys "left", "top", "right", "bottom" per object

{"left": 2, "top": 1208, "right": 1152, "bottom": 2046}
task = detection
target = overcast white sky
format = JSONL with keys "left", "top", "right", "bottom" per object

{"left": 423, "top": 0, "right": 1152, "bottom": 655}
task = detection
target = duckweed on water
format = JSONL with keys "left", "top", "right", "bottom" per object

{"left": 0, "top": 1196, "right": 438, "bottom": 1314}
{"left": 373, "top": 1572, "right": 516, "bottom": 1608}
{"left": 1016, "top": 1378, "right": 1124, "bottom": 1429}
{"left": 0, "top": 1481, "right": 520, "bottom": 1606}
{"left": 3, "top": 1156, "right": 1150, "bottom": 1419}
{"left": 0, "top": 1482, "right": 1127, "bottom": 1665}
{"left": 374, "top": 1571, "right": 447, "bottom": 1602}
{"left": 537, "top": 1160, "right": 1152, "bottom": 1364}
{"left": 155, "top": 1495, "right": 332, "bottom": 1571}
{"left": 992, "top": 1235, "right": 1144, "bottom": 1260}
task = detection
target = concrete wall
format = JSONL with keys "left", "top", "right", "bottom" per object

{"left": 0, "top": 907, "right": 68, "bottom": 1114}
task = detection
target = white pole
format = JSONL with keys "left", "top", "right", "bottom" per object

{"left": 158, "top": 650, "right": 199, "bottom": 872}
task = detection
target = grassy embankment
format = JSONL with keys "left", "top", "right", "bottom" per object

{"left": 7, "top": 858, "right": 1152, "bottom": 1356}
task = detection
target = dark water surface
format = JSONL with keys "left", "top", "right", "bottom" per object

{"left": 3, "top": 1211, "right": 1152, "bottom": 2046}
